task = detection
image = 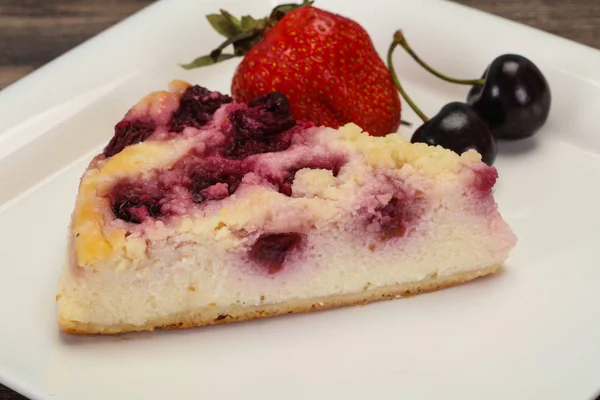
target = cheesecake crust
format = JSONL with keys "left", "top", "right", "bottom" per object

{"left": 59, "top": 264, "right": 500, "bottom": 335}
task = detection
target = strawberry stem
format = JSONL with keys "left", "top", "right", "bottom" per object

{"left": 396, "top": 31, "right": 485, "bottom": 86}
{"left": 387, "top": 31, "right": 429, "bottom": 123}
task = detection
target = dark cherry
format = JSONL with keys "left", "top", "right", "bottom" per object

{"left": 249, "top": 233, "right": 302, "bottom": 274}
{"left": 170, "top": 85, "right": 233, "bottom": 133}
{"left": 189, "top": 170, "right": 244, "bottom": 203}
{"left": 224, "top": 92, "right": 296, "bottom": 159}
{"left": 111, "top": 187, "right": 162, "bottom": 224}
{"left": 410, "top": 102, "right": 498, "bottom": 166}
{"left": 390, "top": 32, "right": 551, "bottom": 142}
{"left": 103, "top": 119, "right": 156, "bottom": 158}
{"left": 467, "top": 54, "right": 551, "bottom": 140}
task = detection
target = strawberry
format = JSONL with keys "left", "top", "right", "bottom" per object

{"left": 182, "top": 2, "right": 401, "bottom": 136}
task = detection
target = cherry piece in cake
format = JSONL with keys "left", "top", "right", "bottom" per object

{"left": 103, "top": 119, "right": 157, "bottom": 158}
{"left": 189, "top": 171, "right": 244, "bottom": 204}
{"left": 170, "top": 85, "right": 233, "bottom": 133}
{"left": 377, "top": 198, "right": 407, "bottom": 240}
{"left": 250, "top": 233, "right": 303, "bottom": 274}
{"left": 111, "top": 185, "right": 162, "bottom": 224}
{"left": 225, "top": 92, "right": 297, "bottom": 159}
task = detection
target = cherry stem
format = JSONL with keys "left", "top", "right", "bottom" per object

{"left": 396, "top": 31, "right": 485, "bottom": 86}
{"left": 387, "top": 31, "right": 429, "bottom": 123}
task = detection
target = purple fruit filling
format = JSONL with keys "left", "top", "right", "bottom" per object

{"left": 170, "top": 85, "right": 232, "bottom": 133}
{"left": 189, "top": 170, "right": 244, "bottom": 204}
{"left": 244, "top": 92, "right": 296, "bottom": 137}
{"left": 169, "top": 153, "right": 252, "bottom": 204}
{"left": 111, "top": 185, "right": 163, "bottom": 224}
{"left": 224, "top": 134, "right": 293, "bottom": 160}
{"left": 250, "top": 233, "right": 303, "bottom": 274}
{"left": 376, "top": 198, "right": 407, "bottom": 240}
{"left": 224, "top": 92, "right": 297, "bottom": 159}
{"left": 105, "top": 91, "right": 333, "bottom": 222}
{"left": 104, "top": 119, "right": 157, "bottom": 158}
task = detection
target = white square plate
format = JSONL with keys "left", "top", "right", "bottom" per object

{"left": 1, "top": 0, "right": 600, "bottom": 399}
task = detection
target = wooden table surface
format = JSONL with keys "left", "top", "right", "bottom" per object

{"left": 1, "top": 0, "right": 599, "bottom": 398}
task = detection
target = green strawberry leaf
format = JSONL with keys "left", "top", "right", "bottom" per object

{"left": 272, "top": 3, "right": 302, "bottom": 14}
{"left": 180, "top": 53, "right": 237, "bottom": 69}
{"left": 209, "top": 29, "right": 261, "bottom": 61}
{"left": 270, "top": 0, "right": 314, "bottom": 21}
{"left": 240, "top": 15, "right": 265, "bottom": 30}
{"left": 220, "top": 9, "right": 242, "bottom": 29}
{"left": 180, "top": 0, "right": 312, "bottom": 70}
{"left": 206, "top": 14, "right": 241, "bottom": 39}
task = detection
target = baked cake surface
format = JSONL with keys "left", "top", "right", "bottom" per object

{"left": 57, "top": 80, "right": 516, "bottom": 334}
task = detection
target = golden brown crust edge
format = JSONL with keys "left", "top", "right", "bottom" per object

{"left": 58, "top": 265, "right": 500, "bottom": 335}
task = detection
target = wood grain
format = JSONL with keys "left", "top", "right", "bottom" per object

{"left": 456, "top": 0, "right": 600, "bottom": 48}
{"left": 0, "top": 0, "right": 153, "bottom": 89}
{"left": 0, "top": 0, "right": 599, "bottom": 399}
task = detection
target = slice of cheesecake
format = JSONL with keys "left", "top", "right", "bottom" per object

{"left": 56, "top": 80, "right": 516, "bottom": 335}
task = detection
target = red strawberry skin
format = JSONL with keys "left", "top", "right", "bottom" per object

{"left": 231, "top": 6, "right": 401, "bottom": 137}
